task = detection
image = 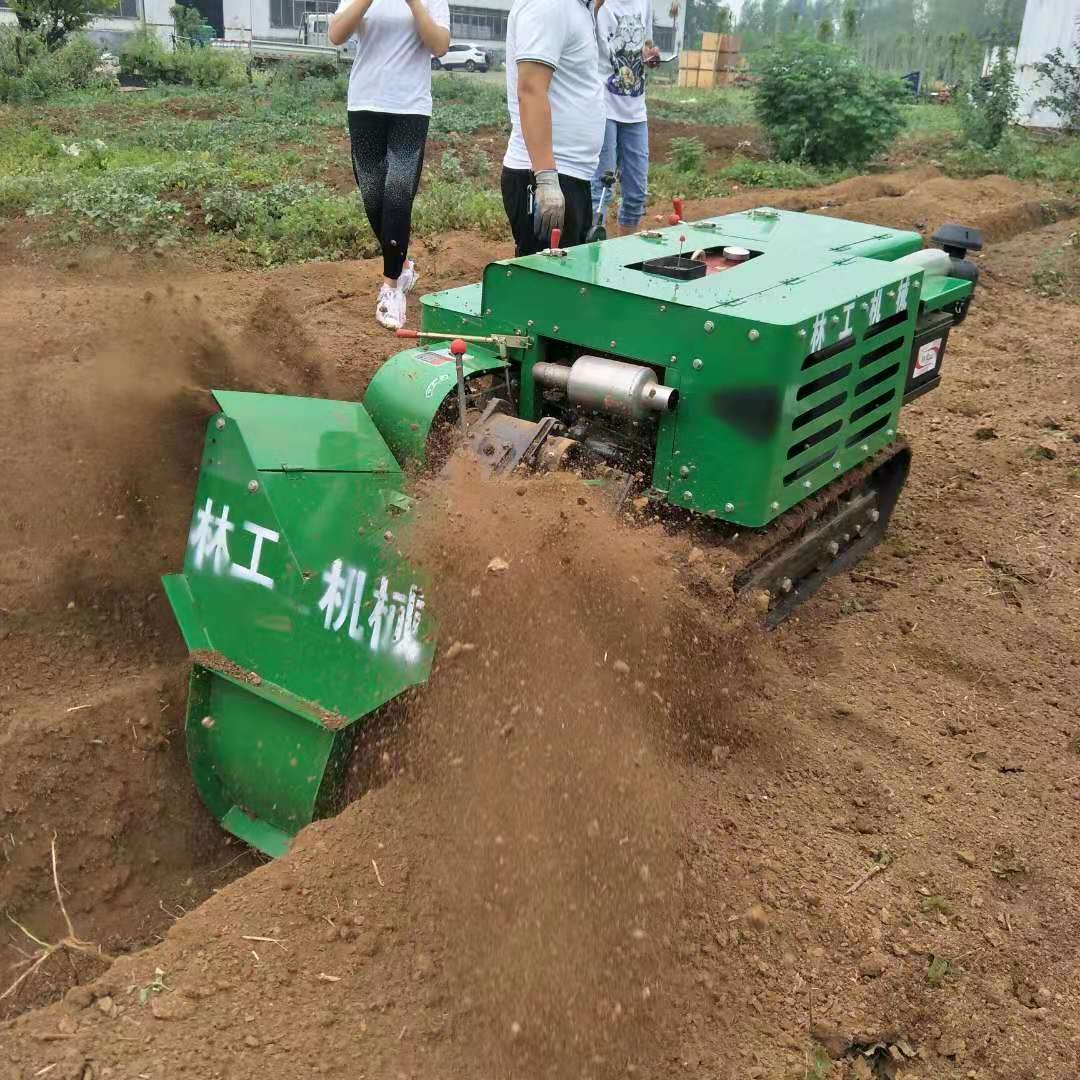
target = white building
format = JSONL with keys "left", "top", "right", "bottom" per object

{"left": 1014, "top": 0, "right": 1080, "bottom": 129}
{"left": 2, "top": 0, "right": 684, "bottom": 59}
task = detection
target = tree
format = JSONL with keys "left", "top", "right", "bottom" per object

{"left": 1033, "top": 32, "right": 1080, "bottom": 132}
{"left": 842, "top": 0, "right": 857, "bottom": 42}
{"left": 10, "top": 0, "right": 113, "bottom": 48}
{"left": 958, "top": 43, "right": 1019, "bottom": 147}
{"left": 171, "top": 3, "right": 204, "bottom": 43}
{"left": 818, "top": 17, "right": 834, "bottom": 41}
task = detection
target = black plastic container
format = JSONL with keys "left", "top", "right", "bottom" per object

{"left": 635, "top": 255, "right": 707, "bottom": 281}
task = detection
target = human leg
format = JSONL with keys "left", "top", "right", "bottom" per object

{"left": 590, "top": 118, "right": 619, "bottom": 217}
{"left": 614, "top": 120, "right": 649, "bottom": 232}
{"left": 501, "top": 166, "right": 542, "bottom": 257}
{"left": 381, "top": 113, "right": 430, "bottom": 282}
{"left": 557, "top": 175, "right": 593, "bottom": 248}
{"left": 348, "top": 110, "right": 390, "bottom": 259}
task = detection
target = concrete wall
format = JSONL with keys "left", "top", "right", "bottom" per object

{"left": 1015, "top": 0, "right": 1080, "bottom": 129}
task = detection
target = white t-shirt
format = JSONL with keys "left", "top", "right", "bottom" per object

{"left": 339, "top": 0, "right": 450, "bottom": 116}
{"left": 503, "top": 0, "right": 606, "bottom": 181}
{"left": 596, "top": 0, "right": 653, "bottom": 124}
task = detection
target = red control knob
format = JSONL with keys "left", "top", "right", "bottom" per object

{"left": 450, "top": 338, "right": 467, "bottom": 356}
{"left": 550, "top": 227, "right": 561, "bottom": 250}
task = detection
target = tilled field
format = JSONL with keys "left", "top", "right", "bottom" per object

{"left": 1, "top": 169, "right": 1079, "bottom": 1080}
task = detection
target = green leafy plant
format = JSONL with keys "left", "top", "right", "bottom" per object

{"left": 754, "top": 38, "right": 906, "bottom": 168}
{"left": 926, "top": 955, "right": 950, "bottom": 987}
{"left": 275, "top": 55, "right": 339, "bottom": 81}
{"left": 668, "top": 135, "right": 706, "bottom": 173}
{"left": 0, "top": 26, "right": 101, "bottom": 102}
{"left": 957, "top": 47, "right": 1019, "bottom": 150}
{"left": 117, "top": 27, "right": 170, "bottom": 79}
{"left": 1033, "top": 35, "right": 1080, "bottom": 133}
{"left": 436, "top": 147, "right": 464, "bottom": 183}
{"left": 719, "top": 156, "right": 835, "bottom": 188}
{"left": 170, "top": 3, "right": 204, "bottom": 44}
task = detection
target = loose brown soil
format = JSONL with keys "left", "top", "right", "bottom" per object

{"left": 2, "top": 171, "right": 1080, "bottom": 1080}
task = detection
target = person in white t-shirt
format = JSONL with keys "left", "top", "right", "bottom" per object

{"left": 501, "top": 0, "right": 605, "bottom": 255}
{"left": 330, "top": 0, "right": 450, "bottom": 328}
{"left": 593, "top": 0, "right": 659, "bottom": 234}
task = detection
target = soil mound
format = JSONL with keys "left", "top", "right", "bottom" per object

{"left": 0, "top": 461, "right": 766, "bottom": 1078}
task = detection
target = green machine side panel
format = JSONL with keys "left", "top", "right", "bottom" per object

{"left": 163, "top": 391, "right": 435, "bottom": 854}
{"left": 464, "top": 209, "right": 957, "bottom": 527}
{"left": 363, "top": 343, "right": 507, "bottom": 465}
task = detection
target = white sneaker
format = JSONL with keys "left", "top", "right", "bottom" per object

{"left": 376, "top": 283, "right": 406, "bottom": 330}
{"left": 398, "top": 259, "right": 419, "bottom": 294}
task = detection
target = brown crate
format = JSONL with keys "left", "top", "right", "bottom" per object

{"left": 697, "top": 68, "right": 716, "bottom": 89}
{"left": 717, "top": 33, "right": 741, "bottom": 52}
{"left": 699, "top": 50, "right": 718, "bottom": 71}
{"left": 700, "top": 31, "right": 719, "bottom": 51}
{"left": 680, "top": 49, "right": 700, "bottom": 70}
{"left": 676, "top": 68, "right": 691, "bottom": 87}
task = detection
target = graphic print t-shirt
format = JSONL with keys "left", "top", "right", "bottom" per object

{"left": 596, "top": 0, "right": 653, "bottom": 124}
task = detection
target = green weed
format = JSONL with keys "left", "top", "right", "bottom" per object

{"left": 720, "top": 156, "right": 838, "bottom": 188}
{"left": 668, "top": 135, "right": 706, "bottom": 173}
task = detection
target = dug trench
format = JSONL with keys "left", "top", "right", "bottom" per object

{"left": 1, "top": 174, "right": 1079, "bottom": 1078}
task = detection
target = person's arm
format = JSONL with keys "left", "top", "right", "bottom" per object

{"left": 642, "top": 0, "right": 659, "bottom": 63}
{"left": 408, "top": 0, "right": 450, "bottom": 55}
{"left": 328, "top": 0, "right": 373, "bottom": 45}
{"left": 517, "top": 60, "right": 556, "bottom": 172}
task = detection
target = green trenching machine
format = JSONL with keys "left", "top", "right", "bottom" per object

{"left": 163, "top": 207, "right": 981, "bottom": 856}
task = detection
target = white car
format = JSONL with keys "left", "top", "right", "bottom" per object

{"left": 432, "top": 42, "right": 490, "bottom": 72}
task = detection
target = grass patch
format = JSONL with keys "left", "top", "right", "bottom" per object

{"left": 902, "top": 102, "right": 961, "bottom": 131}
{"left": 942, "top": 129, "right": 1080, "bottom": 193}
{"left": 648, "top": 85, "right": 755, "bottom": 127}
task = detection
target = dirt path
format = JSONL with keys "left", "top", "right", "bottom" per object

{"left": 2, "top": 173, "right": 1080, "bottom": 1078}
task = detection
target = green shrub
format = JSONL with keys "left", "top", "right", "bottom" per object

{"left": 118, "top": 27, "right": 170, "bottom": 79}
{"left": 464, "top": 147, "right": 489, "bottom": 178}
{"left": 0, "top": 27, "right": 102, "bottom": 102}
{"left": 170, "top": 3, "right": 204, "bottom": 43}
{"left": 118, "top": 29, "right": 248, "bottom": 88}
{"left": 1033, "top": 39, "right": 1080, "bottom": 133}
{"left": 957, "top": 48, "right": 1019, "bottom": 150}
{"left": 181, "top": 45, "right": 249, "bottom": 89}
{"left": 436, "top": 147, "right": 464, "bottom": 183}
{"left": 275, "top": 56, "right": 340, "bottom": 81}
{"left": 754, "top": 38, "right": 905, "bottom": 168}
{"left": 668, "top": 135, "right": 705, "bottom": 173}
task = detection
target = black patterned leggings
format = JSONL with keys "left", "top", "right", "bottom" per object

{"left": 348, "top": 110, "right": 430, "bottom": 281}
